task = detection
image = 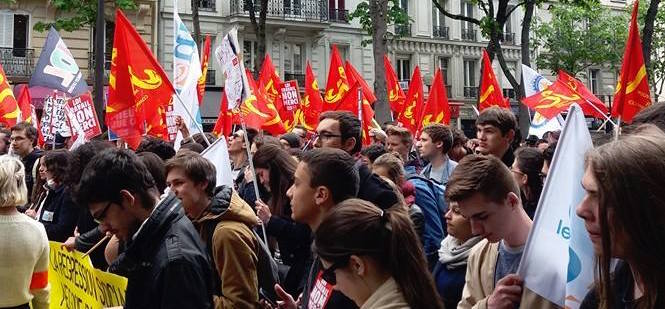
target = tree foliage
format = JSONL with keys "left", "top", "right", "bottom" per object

{"left": 638, "top": 0, "right": 665, "bottom": 96}
{"left": 33, "top": 0, "right": 137, "bottom": 32}
{"left": 350, "top": 0, "right": 411, "bottom": 46}
{"left": 531, "top": 2, "right": 628, "bottom": 76}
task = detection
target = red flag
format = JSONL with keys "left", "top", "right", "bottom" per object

{"left": 612, "top": 0, "right": 651, "bottom": 123}
{"left": 16, "top": 85, "right": 32, "bottom": 123}
{"left": 397, "top": 66, "right": 424, "bottom": 135}
{"left": 345, "top": 61, "right": 377, "bottom": 104}
{"left": 107, "top": 10, "right": 175, "bottom": 149}
{"left": 338, "top": 83, "right": 375, "bottom": 145}
{"left": 197, "top": 35, "right": 211, "bottom": 105}
{"left": 478, "top": 50, "right": 509, "bottom": 111}
{"left": 259, "top": 54, "right": 296, "bottom": 131}
{"left": 521, "top": 79, "right": 583, "bottom": 119}
{"left": 212, "top": 90, "right": 233, "bottom": 138}
{"left": 323, "top": 45, "right": 350, "bottom": 109}
{"left": 557, "top": 70, "right": 609, "bottom": 119}
{"left": 239, "top": 69, "right": 286, "bottom": 135}
{"left": 298, "top": 62, "right": 324, "bottom": 131}
{"left": 0, "top": 63, "right": 19, "bottom": 127}
{"left": 384, "top": 55, "right": 407, "bottom": 116}
{"left": 421, "top": 68, "right": 451, "bottom": 129}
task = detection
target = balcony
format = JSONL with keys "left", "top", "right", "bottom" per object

{"left": 433, "top": 26, "right": 450, "bottom": 39}
{"left": 284, "top": 72, "right": 305, "bottom": 88}
{"left": 464, "top": 86, "right": 478, "bottom": 98}
{"left": 0, "top": 48, "right": 34, "bottom": 79}
{"left": 395, "top": 24, "right": 412, "bottom": 37}
{"left": 503, "top": 88, "right": 516, "bottom": 99}
{"left": 461, "top": 28, "right": 476, "bottom": 41}
{"left": 87, "top": 52, "right": 112, "bottom": 82}
{"left": 230, "top": 0, "right": 328, "bottom": 22}
{"left": 206, "top": 69, "right": 216, "bottom": 85}
{"left": 499, "top": 32, "right": 515, "bottom": 44}
{"left": 329, "top": 9, "right": 349, "bottom": 23}
{"left": 198, "top": 0, "right": 215, "bottom": 11}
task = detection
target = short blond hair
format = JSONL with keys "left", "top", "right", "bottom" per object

{"left": 0, "top": 155, "right": 27, "bottom": 207}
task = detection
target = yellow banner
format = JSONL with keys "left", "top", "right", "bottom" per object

{"left": 48, "top": 241, "right": 127, "bottom": 309}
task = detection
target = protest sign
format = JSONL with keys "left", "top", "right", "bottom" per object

{"left": 48, "top": 242, "right": 127, "bottom": 309}
{"left": 65, "top": 93, "right": 102, "bottom": 140}
{"left": 40, "top": 93, "right": 69, "bottom": 144}
{"left": 280, "top": 80, "right": 301, "bottom": 111}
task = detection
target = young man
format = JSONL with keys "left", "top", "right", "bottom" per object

{"left": 447, "top": 155, "right": 557, "bottom": 309}
{"left": 10, "top": 122, "right": 42, "bottom": 199}
{"left": 475, "top": 106, "right": 518, "bottom": 167}
{"left": 0, "top": 128, "right": 10, "bottom": 155}
{"left": 276, "top": 148, "right": 360, "bottom": 309}
{"left": 228, "top": 128, "right": 259, "bottom": 204}
{"left": 315, "top": 111, "right": 398, "bottom": 210}
{"left": 76, "top": 149, "right": 213, "bottom": 309}
{"left": 165, "top": 151, "right": 261, "bottom": 308}
{"left": 417, "top": 123, "right": 458, "bottom": 186}
{"left": 385, "top": 125, "right": 421, "bottom": 175}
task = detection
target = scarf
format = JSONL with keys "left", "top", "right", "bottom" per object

{"left": 438, "top": 235, "right": 483, "bottom": 269}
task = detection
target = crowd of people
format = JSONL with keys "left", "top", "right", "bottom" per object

{"left": 0, "top": 103, "right": 664, "bottom": 309}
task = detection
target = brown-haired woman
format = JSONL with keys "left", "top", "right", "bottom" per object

{"left": 577, "top": 124, "right": 665, "bottom": 309}
{"left": 511, "top": 147, "right": 544, "bottom": 219}
{"left": 252, "top": 143, "right": 312, "bottom": 296}
{"left": 314, "top": 198, "right": 443, "bottom": 309}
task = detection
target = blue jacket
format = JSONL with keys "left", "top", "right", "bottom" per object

{"left": 421, "top": 157, "right": 458, "bottom": 186}
{"left": 408, "top": 176, "right": 445, "bottom": 267}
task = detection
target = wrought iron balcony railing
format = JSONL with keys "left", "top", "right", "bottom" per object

{"left": 464, "top": 86, "right": 478, "bottom": 98}
{"left": 0, "top": 48, "right": 34, "bottom": 77}
{"left": 230, "top": 0, "right": 329, "bottom": 22}
{"left": 433, "top": 26, "right": 450, "bottom": 39}
{"left": 461, "top": 28, "right": 477, "bottom": 41}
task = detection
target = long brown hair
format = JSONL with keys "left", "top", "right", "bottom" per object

{"left": 252, "top": 143, "right": 297, "bottom": 217}
{"left": 314, "top": 199, "right": 443, "bottom": 309}
{"left": 586, "top": 124, "right": 665, "bottom": 309}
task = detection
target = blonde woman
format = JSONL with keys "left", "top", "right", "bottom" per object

{"left": 0, "top": 155, "right": 49, "bottom": 309}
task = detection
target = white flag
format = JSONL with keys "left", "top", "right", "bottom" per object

{"left": 517, "top": 104, "right": 595, "bottom": 308}
{"left": 215, "top": 27, "right": 250, "bottom": 110}
{"left": 173, "top": 0, "right": 203, "bottom": 149}
{"left": 201, "top": 137, "right": 234, "bottom": 188}
{"left": 522, "top": 64, "right": 564, "bottom": 138}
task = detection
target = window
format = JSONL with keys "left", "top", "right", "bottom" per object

{"left": 460, "top": 1, "right": 475, "bottom": 40}
{"left": 432, "top": 0, "right": 448, "bottom": 38}
{"left": 399, "top": 0, "right": 409, "bottom": 13}
{"left": 0, "top": 12, "right": 29, "bottom": 52}
{"left": 397, "top": 56, "right": 411, "bottom": 81}
{"left": 243, "top": 40, "right": 258, "bottom": 72}
{"left": 589, "top": 69, "right": 600, "bottom": 94}
{"left": 438, "top": 56, "right": 450, "bottom": 84}
{"left": 284, "top": 43, "right": 304, "bottom": 74}
{"left": 464, "top": 59, "right": 477, "bottom": 98}
{"left": 504, "top": 5, "right": 513, "bottom": 34}
{"left": 199, "top": 0, "right": 215, "bottom": 11}
{"left": 284, "top": 0, "right": 302, "bottom": 15}
{"left": 336, "top": 44, "right": 350, "bottom": 61}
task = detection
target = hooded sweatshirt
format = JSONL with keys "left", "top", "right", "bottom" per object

{"left": 192, "top": 186, "right": 260, "bottom": 309}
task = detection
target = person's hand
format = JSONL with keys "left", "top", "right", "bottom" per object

{"left": 74, "top": 226, "right": 80, "bottom": 237}
{"left": 274, "top": 284, "right": 299, "bottom": 309}
{"left": 488, "top": 274, "right": 523, "bottom": 309}
{"left": 63, "top": 236, "right": 77, "bottom": 251}
{"left": 175, "top": 116, "right": 190, "bottom": 138}
{"left": 256, "top": 200, "right": 272, "bottom": 224}
{"left": 25, "top": 209, "right": 37, "bottom": 219}
{"left": 244, "top": 168, "right": 255, "bottom": 183}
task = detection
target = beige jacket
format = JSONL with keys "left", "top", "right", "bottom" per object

{"left": 458, "top": 239, "right": 561, "bottom": 309}
{"left": 361, "top": 277, "right": 410, "bottom": 309}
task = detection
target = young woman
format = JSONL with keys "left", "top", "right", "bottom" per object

{"left": 510, "top": 147, "right": 544, "bottom": 219}
{"left": 432, "top": 201, "right": 482, "bottom": 308}
{"left": 577, "top": 125, "right": 665, "bottom": 308}
{"left": 314, "top": 199, "right": 443, "bottom": 309}
{"left": 252, "top": 143, "right": 312, "bottom": 296}
{"left": 0, "top": 155, "right": 50, "bottom": 309}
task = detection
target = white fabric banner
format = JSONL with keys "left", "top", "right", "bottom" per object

{"left": 201, "top": 137, "right": 234, "bottom": 189}
{"left": 215, "top": 27, "right": 250, "bottom": 110}
{"left": 522, "top": 64, "right": 564, "bottom": 138}
{"left": 517, "top": 104, "right": 595, "bottom": 308}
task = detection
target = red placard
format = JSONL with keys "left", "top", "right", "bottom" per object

{"left": 279, "top": 80, "right": 301, "bottom": 111}
{"left": 66, "top": 92, "right": 102, "bottom": 140}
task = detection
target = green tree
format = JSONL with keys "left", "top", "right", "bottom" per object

{"left": 33, "top": 0, "right": 137, "bottom": 32}
{"left": 532, "top": 2, "right": 628, "bottom": 77}
{"left": 638, "top": 0, "right": 665, "bottom": 96}
{"left": 350, "top": 0, "right": 411, "bottom": 124}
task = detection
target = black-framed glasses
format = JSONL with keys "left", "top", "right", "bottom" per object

{"left": 321, "top": 260, "right": 348, "bottom": 285}
{"left": 313, "top": 132, "right": 343, "bottom": 141}
{"left": 93, "top": 202, "right": 114, "bottom": 224}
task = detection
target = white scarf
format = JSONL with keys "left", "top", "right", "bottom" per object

{"left": 438, "top": 235, "right": 483, "bottom": 269}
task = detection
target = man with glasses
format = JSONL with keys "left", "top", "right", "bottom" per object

{"left": 76, "top": 148, "right": 213, "bottom": 308}
{"left": 10, "top": 122, "right": 42, "bottom": 200}
{"left": 314, "top": 111, "right": 398, "bottom": 210}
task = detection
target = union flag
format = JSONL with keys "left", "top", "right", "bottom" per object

{"left": 397, "top": 66, "right": 424, "bottom": 135}
{"left": 107, "top": 10, "right": 175, "bottom": 149}
{"left": 478, "top": 49, "right": 509, "bottom": 111}
{"left": 337, "top": 82, "right": 375, "bottom": 146}
{"left": 16, "top": 85, "right": 32, "bottom": 123}
{"left": 345, "top": 61, "right": 377, "bottom": 105}
{"left": 384, "top": 55, "right": 406, "bottom": 116}
{"left": 420, "top": 68, "right": 450, "bottom": 130}
{"left": 197, "top": 35, "right": 211, "bottom": 105}
{"left": 557, "top": 70, "right": 609, "bottom": 119}
{"left": 521, "top": 79, "right": 582, "bottom": 119}
{"left": 239, "top": 69, "right": 286, "bottom": 135}
{"left": 612, "top": 0, "right": 652, "bottom": 123}
{"left": 298, "top": 62, "right": 324, "bottom": 131}
{"left": 212, "top": 90, "right": 233, "bottom": 138}
{"left": 323, "top": 45, "right": 350, "bottom": 109}
{"left": 0, "top": 63, "right": 19, "bottom": 127}
{"left": 258, "top": 54, "right": 295, "bottom": 131}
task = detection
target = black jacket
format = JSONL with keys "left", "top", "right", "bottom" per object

{"left": 38, "top": 185, "right": 78, "bottom": 242}
{"left": 22, "top": 148, "right": 42, "bottom": 200}
{"left": 356, "top": 162, "right": 399, "bottom": 210}
{"left": 301, "top": 258, "right": 358, "bottom": 309}
{"left": 109, "top": 194, "right": 214, "bottom": 309}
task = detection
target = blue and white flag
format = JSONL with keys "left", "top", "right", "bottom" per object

{"left": 29, "top": 27, "right": 88, "bottom": 96}
{"left": 173, "top": 0, "right": 203, "bottom": 148}
{"left": 517, "top": 104, "right": 595, "bottom": 308}
{"left": 522, "top": 64, "right": 563, "bottom": 138}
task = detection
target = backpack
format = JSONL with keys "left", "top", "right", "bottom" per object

{"left": 407, "top": 174, "right": 448, "bottom": 226}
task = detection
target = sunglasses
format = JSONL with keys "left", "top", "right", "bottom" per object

{"left": 321, "top": 259, "right": 348, "bottom": 285}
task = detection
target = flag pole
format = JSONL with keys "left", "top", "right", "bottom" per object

{"left": 239, "top": 120, "right": 269, "bottom": 247}
{"left": 583, "top": 99, "right": 617, "bottom": 128}
{"left": 173, "top": 92, "right": 211, "bottom": 146}
{"left": 615, "top": 116, "right": 621, "bottom": 141}
{"left": 357, "top": 87, "right": 363, "bottom": 141}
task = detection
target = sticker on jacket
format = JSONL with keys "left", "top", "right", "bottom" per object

{"left": 307, "top": 271, "right": 334, "bottom": 309}
{"left": 41, "top": 210, "right": 54, "bottom": 222}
